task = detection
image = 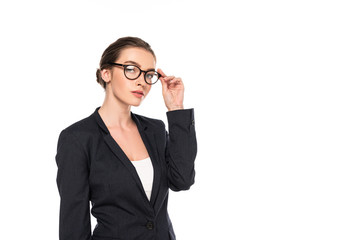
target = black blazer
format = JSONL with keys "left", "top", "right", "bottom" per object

{"left": 55, "top": 107, "right": 197, "bottom": 240}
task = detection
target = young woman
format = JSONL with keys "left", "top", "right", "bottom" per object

{"left": 55, "top": 37, "right": 197, "bottom": 240}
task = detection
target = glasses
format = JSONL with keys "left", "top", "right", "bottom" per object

{"left": 108, "top": 62, "right": 161, "bottom": 85}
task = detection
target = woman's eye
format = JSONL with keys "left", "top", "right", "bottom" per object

{"left": 125, "top": 67, "right": 136, "bottom": 73}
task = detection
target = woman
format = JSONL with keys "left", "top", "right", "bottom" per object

{"left": 55, "top": 37, "right": 197, "bottom": 240}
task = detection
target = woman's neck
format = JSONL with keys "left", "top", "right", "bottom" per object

{"left": 98, "top": 95, "right": 133, "bottom": 129}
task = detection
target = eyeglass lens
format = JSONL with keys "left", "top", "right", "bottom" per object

{"left": 124, "top": 65, "right": 159, "bottom": 84}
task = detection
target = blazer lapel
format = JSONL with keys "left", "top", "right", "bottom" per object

{"left": 132, "top": 113, "right": 162, "bottom": 207}
{"left": 92, "top": 107, "right": 147, "bottom": 201}
{"left": 103, "top": 135, "right": 146, "bottom": 192}
{"left": 92, "top": 107, "right": 162, "bottom": 207}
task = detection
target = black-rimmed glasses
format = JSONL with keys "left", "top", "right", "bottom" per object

{"left": 108, "top": 63, "right": 161, "bottom": 85}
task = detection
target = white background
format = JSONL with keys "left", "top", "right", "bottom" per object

{"left": 0, "top": 0, "right": 359, "bottom": 239}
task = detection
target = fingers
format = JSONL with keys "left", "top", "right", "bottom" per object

{"left": 165, "top": 76, "right": 175, "bottom": 82}
{"left": 158, "top": 68, "right": 173, "bottom": 84}
{"left": 158, "top": 68, "right": 169, "bottom": 87}
{"left": 164, "top": 76, "right": 182, "bottom": 85}
{"left": 157, "top": 68, "right": 183, "bottom": 88}
{"left": 157, "top": 68, "right": 167, "bottom": 79}
{"left": 169, "top": 77, "right": 182, "bottom": 85}
{"left": 158, "top": 69, "right": 178, "bottom": 82}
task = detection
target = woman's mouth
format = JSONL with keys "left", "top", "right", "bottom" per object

{"left": 131, "top": 91, "right": 144, "bottom": 98}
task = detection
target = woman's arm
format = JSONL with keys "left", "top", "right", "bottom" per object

{"left": 165, "top": 109, "right": 197, "bottom": 191}
{"left": 158, "top": 69, "right": 197, "bottom": 190}
{"left": 55, "top": 130, "right": 91, "bottom": 240}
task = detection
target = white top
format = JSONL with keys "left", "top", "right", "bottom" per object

{"left": 131, "top": 157, "right": 154, "bottom": 201}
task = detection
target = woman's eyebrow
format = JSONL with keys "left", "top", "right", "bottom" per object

{"left": 124, "top": 60, "right": 141, "bottom": 66}
{"left": 124, "top": 60, "right": 155, "bottom": 71}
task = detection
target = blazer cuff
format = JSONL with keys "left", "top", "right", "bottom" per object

{"left": 166, "top": 108, "right": 195, "bottom": 128}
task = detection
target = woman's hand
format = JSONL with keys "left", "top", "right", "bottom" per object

{"left": 158, "top": 68, "right": 184, "bottom": 111}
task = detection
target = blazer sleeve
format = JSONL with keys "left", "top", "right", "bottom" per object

{"left": 55, "top": 130, "right": 91, "bottom": 240}
{"left": 165, "top": 109, "right": 197, "bottom": 191}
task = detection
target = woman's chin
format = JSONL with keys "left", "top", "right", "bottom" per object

{"left": 131, "top": 100, "right": 143, "bottom": 107}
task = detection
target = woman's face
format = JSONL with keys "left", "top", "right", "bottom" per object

{"left": 102, "top": 47, "right": 156, "bottom": 107}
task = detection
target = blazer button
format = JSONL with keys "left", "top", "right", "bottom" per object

{"left": 146, "top": 221, "right": 154, "bottom": 230}
{"left": 191, "top": 119, "right": 195, "bottom": 126}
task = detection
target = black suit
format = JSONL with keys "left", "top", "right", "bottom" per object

{"left": 55, "top": 107, "right": 197, "bottom": 240}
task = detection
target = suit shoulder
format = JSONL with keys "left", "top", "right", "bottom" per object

{"left": 133, "top": 113, "right": 165, "bottom": 130}
{"left": 59, "top": 112, "right": 97, "bottom": 138}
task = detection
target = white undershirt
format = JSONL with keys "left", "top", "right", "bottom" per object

{"left": 131, "top": 157, "right": 154, "bottom": 201}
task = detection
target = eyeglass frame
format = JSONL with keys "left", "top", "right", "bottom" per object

{"left": 108, "top": 62, "right": 162, "bottom": 85}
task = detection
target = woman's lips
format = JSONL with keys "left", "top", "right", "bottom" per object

{"left": 131, "top": 91, "right": 144, "bottom": 98}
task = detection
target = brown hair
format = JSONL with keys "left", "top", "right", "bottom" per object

{"left": 96, "top": 36, "right": 156, "bottom": 89}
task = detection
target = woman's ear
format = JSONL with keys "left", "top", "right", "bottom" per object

{"left": 101, "top": 69, "right": 112, "bottom": 83}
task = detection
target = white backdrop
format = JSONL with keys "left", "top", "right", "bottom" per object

{"left": 0, "top": 0, "right": 359, "bottom": 239}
